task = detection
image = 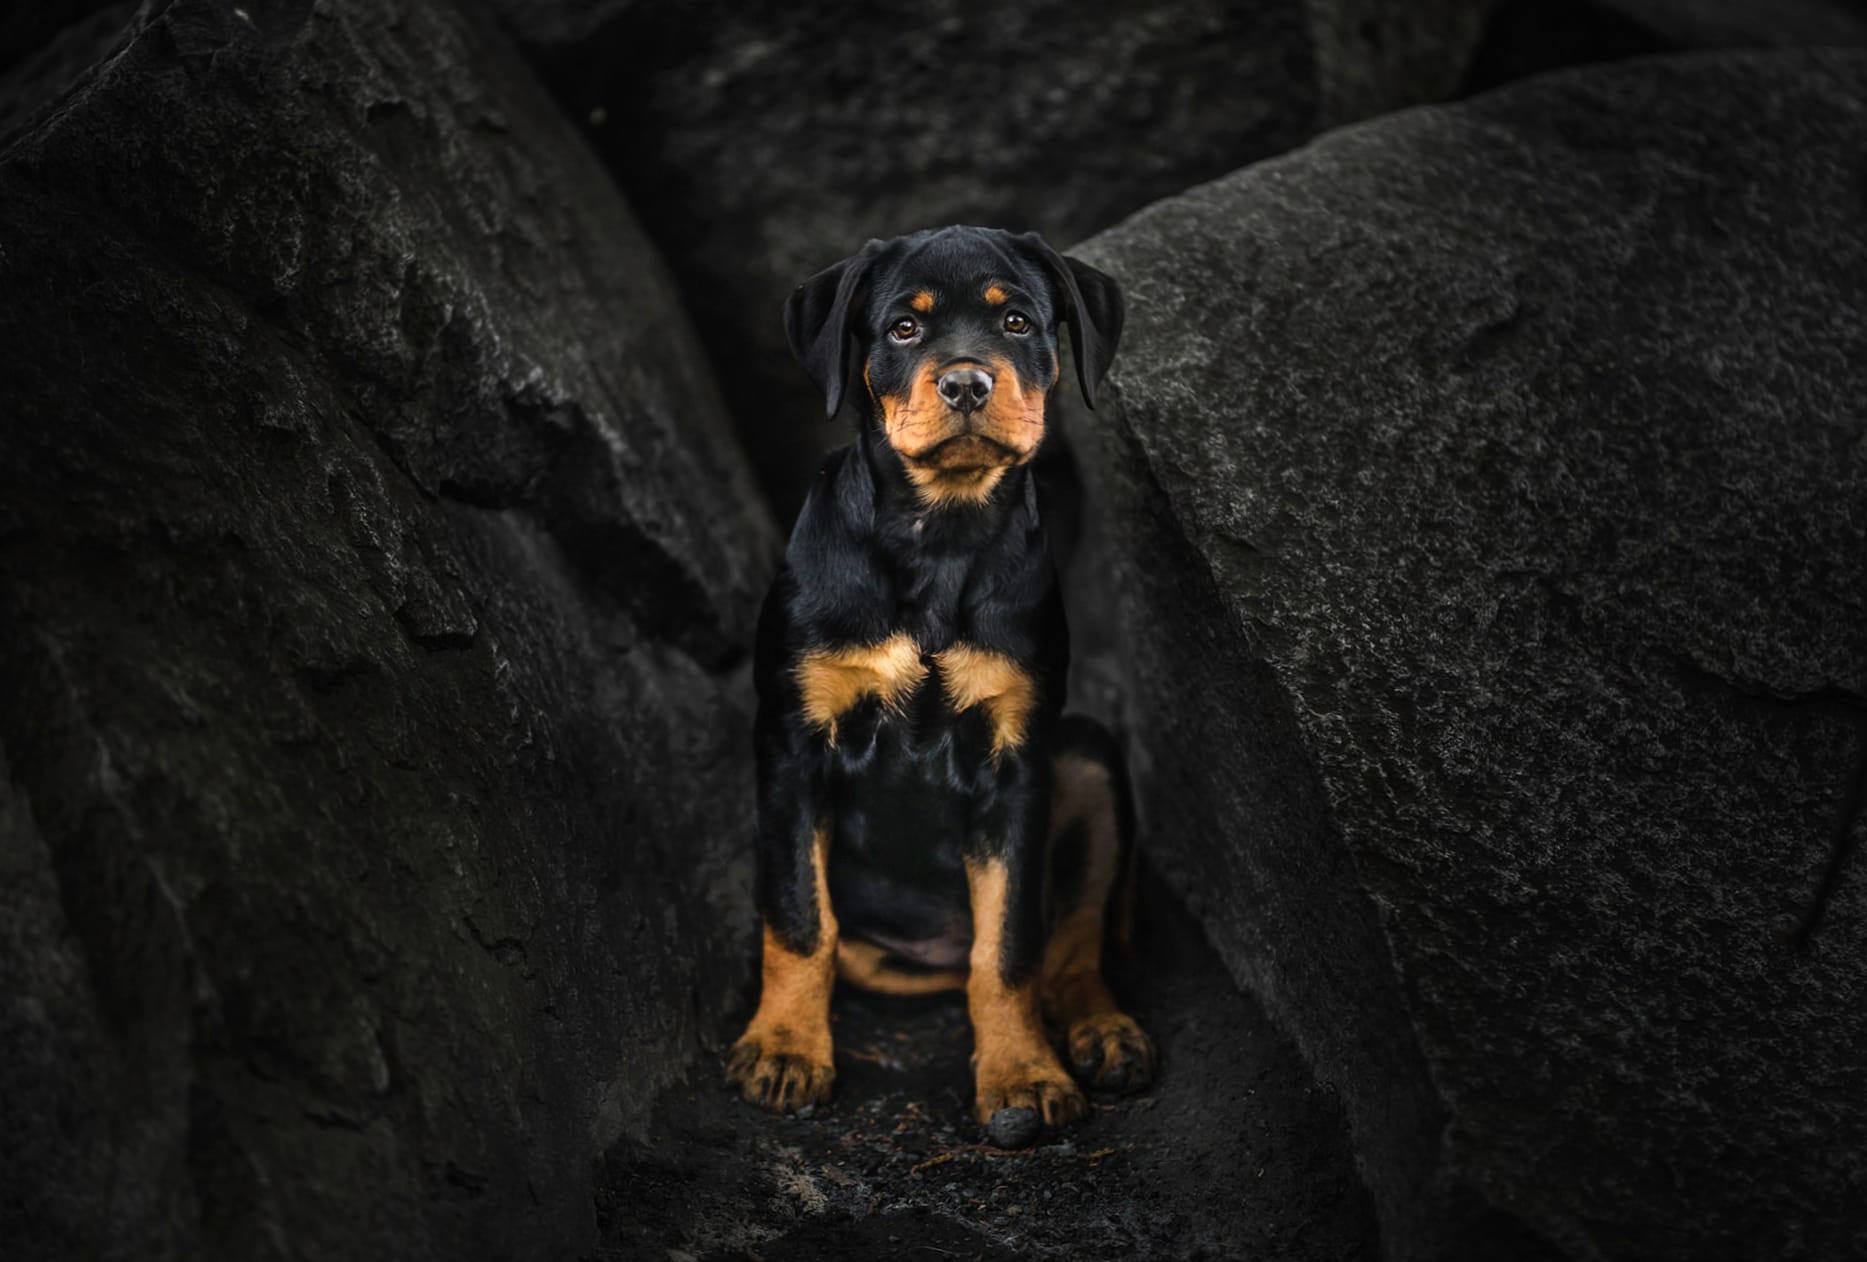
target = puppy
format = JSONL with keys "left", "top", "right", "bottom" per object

{"left": 726, "top": 225, "right": 1154, "bottom": 1143}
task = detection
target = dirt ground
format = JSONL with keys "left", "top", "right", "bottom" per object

{"left": 590, "top": 871, "right": 1379, "bottom": 1261}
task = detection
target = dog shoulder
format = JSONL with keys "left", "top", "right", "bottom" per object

{"left": 755, "top": 447, "right": 894, "bottom": 706}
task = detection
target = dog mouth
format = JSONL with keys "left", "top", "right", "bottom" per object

{"left": 908, "top": 432, "right": 1020, "bottom": 470}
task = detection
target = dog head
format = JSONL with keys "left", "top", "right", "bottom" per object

{"left": 784, "top": 226, "right": 1124, "bottom": 506}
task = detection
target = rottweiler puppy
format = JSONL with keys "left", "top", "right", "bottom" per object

{"left": 726, "top": 225, "right": 1154, "bottom": 1144}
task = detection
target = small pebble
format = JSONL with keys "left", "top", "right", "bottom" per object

{"left": 987, "top": 1106, "right": 1041, "bottom": 1149}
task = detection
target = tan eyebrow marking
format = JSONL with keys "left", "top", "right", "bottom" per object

{"left": 910, "top": 290, "right": 936, "bottom": 313}
{"left": 983, "top": 283, "right": 1010, "bottom": 306}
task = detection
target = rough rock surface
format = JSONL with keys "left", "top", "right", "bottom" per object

{"left": 1068, "top": 50, "right": 1867, "bottom": 1261}
{"left": 492, "top": 0, "right": 1492, "bottom": 516}
{"left": 0, "top": 3, "right": 774, "bottom": 1259}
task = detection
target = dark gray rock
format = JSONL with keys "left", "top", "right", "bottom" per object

{"left": 0, "top": 0, "right": 124, "bottom": 75}
{"left": 1068, "top": 49, "right": 1867, "bottom": 1261}
{"left": 1596, "top": 0, "right": 1867, "bottom": 46}
{"left": 0, "top": 3, "right": 774, "bottom": 1259}
{"left": 492, "top": 0, "right": 1492, "bottom": 517}
{"left": 1465, "top": 0, "right": 1867, "bottom": 92}
{"left": 986, "top": 1106, "right": 1043, "bottom": 1150}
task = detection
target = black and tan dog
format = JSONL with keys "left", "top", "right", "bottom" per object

{"left": 726, "top": 225, "right": 1153, "bottom": 1143}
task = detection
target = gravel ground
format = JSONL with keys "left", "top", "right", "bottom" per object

{"left": 592, "top": 871, "right": 1378, "bottom": 1261}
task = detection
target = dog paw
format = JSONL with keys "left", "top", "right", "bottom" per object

{"left": 973, "top": 1059, "right": 1086, "bottom": 1136}
{"left": 1066, "top": 1011, "right": 1156, "bottom": 1094}
{"left": 725, "top": 1027, "right": 835, "bottom": 1113}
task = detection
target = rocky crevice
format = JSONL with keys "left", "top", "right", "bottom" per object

{"left": 1668, "top": 657, "right": 1867, "bottom": 950}
{"left": 5, "top": 4, "right": 1867, "bottom": 1261}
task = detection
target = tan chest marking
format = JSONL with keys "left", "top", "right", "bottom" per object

{"left": 935, "top": 644, "right": 1036, "bottom": 757}
{"left": 794, "top": 632, "right": 928, "bottom": 742}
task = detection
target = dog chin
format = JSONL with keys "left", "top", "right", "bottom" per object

{"left": 905, "top": 432, "right": 1021, "bottom": 471}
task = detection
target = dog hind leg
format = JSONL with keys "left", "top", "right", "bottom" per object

{"left": 1043, "top": 719, "right": 1156, "bottom": 1093}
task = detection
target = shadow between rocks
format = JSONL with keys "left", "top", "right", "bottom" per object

{"left": 590, "top": 868, "right": 1379, "bottom": 1262}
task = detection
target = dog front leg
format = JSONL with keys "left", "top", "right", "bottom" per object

{"left": 965, "top": 759, "right": 1085, "bottom": 1139}
{"left": 726, "top": 721, "right": 837, "bottom": 1112}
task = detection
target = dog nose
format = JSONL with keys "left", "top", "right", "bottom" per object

{"left": 936, "top": 366, "right": 994, "bottom": 414}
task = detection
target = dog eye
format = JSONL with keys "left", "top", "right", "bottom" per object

{"left": 889, "top": 318, "right": 920, "bottom": 342}
{"left": 1003, "top": 311, "right": 1031, "bottom": 334}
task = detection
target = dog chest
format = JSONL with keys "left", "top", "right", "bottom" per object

{"left": 792, "top": 635, "right": 1035, "bottom": 755}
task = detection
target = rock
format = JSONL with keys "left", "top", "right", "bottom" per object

{"left": 491, "top": 0, "right": 1493, "bottom": 517}
{"left": 1068, "top": 49, "right": 1867, "bottom": 1261}
{"left": 1592, "top": 0, "right": 1867, "bottom": 47}
{"left": 986, "top": 1106, "right": 1043, "bottom": 1150}
{"left": 0, "top": 3, "right": 136, "bottom": 136}
{"left": 0, "top": 3, "right": 774, "bottom": 1260}
{"left": 0, "top": 0, "right": 123, "bottom": 75}
{"left": 1466, "top": 0, "right": 1867, "bottom": 91}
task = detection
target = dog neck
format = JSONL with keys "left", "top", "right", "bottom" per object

{"left": 854, "top": 423, "right": 1038, "bottom": 545}
{"left": 782, "top": 426, "right": 1052, "bottom": 654}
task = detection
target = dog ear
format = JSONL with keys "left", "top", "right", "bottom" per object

{"left": 1017, "top": 234, "right": 1125, "bottom": 409}
{"left": 784, "top": 240, "right": 884, "bottom": 419}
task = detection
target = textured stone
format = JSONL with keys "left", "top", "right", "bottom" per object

{"left": 1069, "top": 49, "right": 1867, "bottom": 1261}
{"left": 0, "top": 3, "right": 774, "bottom": 1259}
{"left": 492, "top": 0, "right": 1492, "bottom": 516}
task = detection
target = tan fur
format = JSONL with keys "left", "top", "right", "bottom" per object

{"left": 873, "top": 353, "right": 1050, "bottom": 510}
{"left": 794, "top": 632, "right": 927, "bottom": 743}
{"left": 726, "top": 827, "right": 839, "bottom": 1112}
{"left": 910, "top": 289, "right": 936, "bottom": 313}
{"left": 875, "top": 360, "right": 957, "bottom": 459}
{"left": 836, "top": 938, "right": 967, "bottom": 995}
{"left": 966, "top": 856, "right": 1085, "bottom": 1127}
{"left": 935, "top": 644, "right": 1036, "bottom": 757}
{"left": 982, "top": 283, "right": 1010, "bottom": 306}
{"left": 904, "top": 462, "right": 1009, "bottom": 507}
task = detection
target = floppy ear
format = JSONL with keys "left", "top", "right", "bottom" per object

{"left": 783, "top": 240, "right": 883, "bottom": 419}
{"left": 1018, "top": 234, "right": 1125, "bottom": 409}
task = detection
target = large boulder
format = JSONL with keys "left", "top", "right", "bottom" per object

{"left": 1069, "top": 50, "right": 1867, "bottom": 1261}
{"left": 0, "top": 3, "right": 774, "bottom": 1259}
{"left": 492, "top": 0, "right": 1493, "bottom": 516}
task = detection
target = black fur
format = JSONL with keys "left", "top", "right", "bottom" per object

{"left": 755, "top": 225, "right": 1123, "bottom": 986}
